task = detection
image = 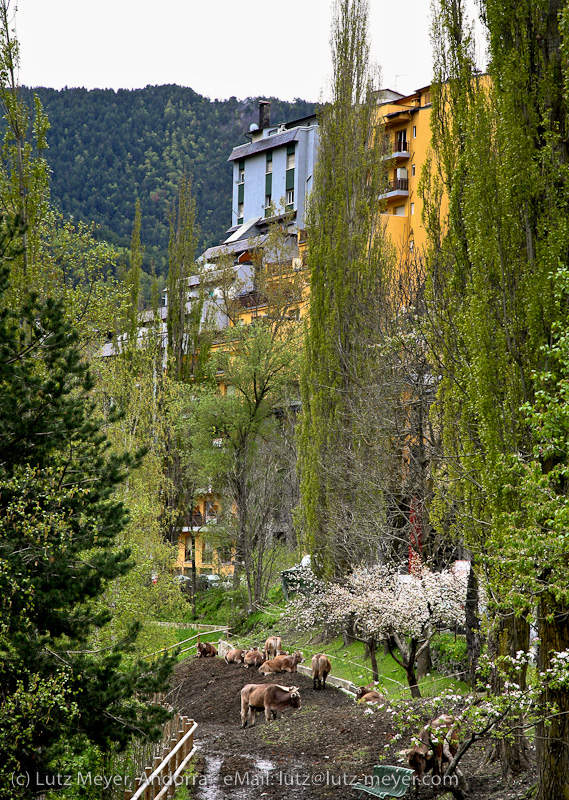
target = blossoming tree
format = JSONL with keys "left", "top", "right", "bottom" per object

{"left": 287, "top": 564, "right": 467, "bottom": 696}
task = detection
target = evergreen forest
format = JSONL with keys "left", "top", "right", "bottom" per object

{"left": 24, "top": 85, "right": 314, "bottom": 275}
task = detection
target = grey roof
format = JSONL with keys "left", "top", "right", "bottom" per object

{"left": 228, "top": 129, "right": 300, "bottom": 162}
{"left": 201, "top": 234, "right": 268, "bottom": 262}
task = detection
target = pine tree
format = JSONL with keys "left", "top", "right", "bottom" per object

{"left": 0, "top": 221, "right": 173, "bottom": 793}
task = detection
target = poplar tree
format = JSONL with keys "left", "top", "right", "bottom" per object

{"left": 425, "top": 0, "right": 569, "bottom": 789}
{"left": 299, "top": 0, "right": 393, "bottom": 578}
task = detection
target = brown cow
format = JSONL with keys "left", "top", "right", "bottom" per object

{"left": 240, "top": 683, "right": 301, "bottom": 727}
{"left": 224, "top": 648, "right": 248, "bottom": 664}
{"left": 263, "top": 635, "right": 282, "bottom": 661}
{"left": 406, "top": 714, "right": 461, "bottom": 787}
{"left": 258, "top": 651, "right": 304, "bottom": 675}
{"left": 243, "top": 648, "right": 265, "bottom": 668}
{"left": 311, "top": 653, "right": 331, "bottom": 690}
{"left": 357, "top": 690, "right": 386, "bottom": 703}
{"left": 196, "top": 641, "right": 217, "bottom": 658}
{"left": 355, "top": 683, "right": 386, "bottom": 703}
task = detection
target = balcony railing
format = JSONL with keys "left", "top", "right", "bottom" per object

{"left": 388, "top": 178, "right": 409, "bottom": 192}
{"left": 394, "top": 139, "right": 409, "bottom": 152}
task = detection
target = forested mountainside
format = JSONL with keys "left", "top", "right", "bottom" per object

{"left": 26, "top": 85, "right": 315, "bottom": 274}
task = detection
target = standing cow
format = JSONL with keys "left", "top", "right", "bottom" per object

{"left": 311, "top": 653, "right": 331, "bottom": 690}
{"left": 406, "top": 713, "right": 467, "bottom": 793}
{"left": 240, "top": 683, "right": 301, "bottom": 727}
{"left": 263, "top": 635, "right": 282, "bottom": 661}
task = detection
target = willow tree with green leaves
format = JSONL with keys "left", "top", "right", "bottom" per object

{"left": 425, "top": 0, "right": 569, "bottom": 789}
{"left": 299, "top": 0, "right": 394, "bottom": 578}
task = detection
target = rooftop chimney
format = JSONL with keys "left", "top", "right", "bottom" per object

{"left": 259, "top": 100, "right": 271, "bottom": 130}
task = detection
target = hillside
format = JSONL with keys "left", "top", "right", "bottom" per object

{"left": 26, "top": 85, "right": 315, "bottom": 275}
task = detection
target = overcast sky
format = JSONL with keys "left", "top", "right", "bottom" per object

{"left": 13, "top": 0, "right": 484, "bottom": 103}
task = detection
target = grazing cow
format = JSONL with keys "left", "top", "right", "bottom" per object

{"left": 406, "top": 714, "right": 460, "bottom": 786}
{"left": 240, "top": 683, "right": 301, "bottom": 728}
{"left": 258, "top": 651, "right": 304, "bottom": 675}
{"left": 263, "top": 635, "right": 282, "bottom": 661}
{"left": 243, "top": 648, "right": 265, "bottom": 668}
{"left": 311, "top": 653, "right": 331, "bottom": 690}
{"left": 225, "top": 648, "right": 248, "bottom": 664}
{"left": 196, "top": 641, "right": 217, "bottom": 658}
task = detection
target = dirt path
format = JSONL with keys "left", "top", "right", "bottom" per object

{"left": 170, "top": 656, "right": 537, "bottom": 800}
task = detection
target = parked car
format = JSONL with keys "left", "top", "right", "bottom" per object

{"left": 174, "top": 574, "right": 193, "bottom": 594}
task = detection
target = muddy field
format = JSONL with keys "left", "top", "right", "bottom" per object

{"left": 169, "top": 655, "right": 536, "bottom": 800}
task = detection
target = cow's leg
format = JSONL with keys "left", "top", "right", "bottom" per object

{"left": 248, "top": 706, "right": 256, "bottom": 727}
{"left": 240, "top": 698, "right": 248, "bottom": 728}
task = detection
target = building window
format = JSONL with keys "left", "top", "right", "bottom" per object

{"left": 409, "top": 240, "right": 414, "bottom": 251}
{"left": 287, "top": 149, "right": 295, "bottom": 169}
{"left": 237, "top": 159, "right": 245, "bottom": 184}
{"left": 266, "top": 153, "right": 272, "bottom": 173}
{"left": 412, "top": 164, "right": 416, "bottom": 177}
{"left": 237, "top": 202, "right": 244, "bottom": 223}
{"left": 411, "top": 202, "right": 415, "bottom": 215}
{"left": 286, "top": 188, "right": 294, "bottom": 207}
{"left": 423, "top": 91, "right": 431, "bottom": 105}
{"left": 394, "top": 205, "right": 406, "bottom": 216}
{"left": 202, "top": 540, "right": 213, "bottom": 564}
{"left": 412, "top": 125, "right": 417, "bottom": 139}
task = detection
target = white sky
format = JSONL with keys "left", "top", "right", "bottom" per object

{"left": 12, "top": 0, "right": 486, "bottom": 103}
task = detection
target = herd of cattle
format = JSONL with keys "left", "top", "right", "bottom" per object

{"left": 195, "top": 636, "right": 464, "bottom": 787}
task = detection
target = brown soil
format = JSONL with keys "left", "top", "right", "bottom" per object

{"left": 169, "top": 655, "right": 537, "bottom": 800}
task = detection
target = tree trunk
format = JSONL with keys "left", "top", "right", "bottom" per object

{"left": 366, "top": 636, "right": 379, "bottom": 682}
{"left": 416, "top": 641, "right": 432, "bottom": 680}
{"left": 405, "top": 637, "right": 421, "bottom": 698}
{"left": 389, "top": 634, "right": 421, "bottom": 698}
{"left": 191, "top": 531, "right": 197, "bottom": 620}
{"left": 464, "top": 559, "right": 481, "bottom": 688}
{"left": 535, "top": 593, "right": 569, "bottom": 800}
{"left": 488, "top": 612, "right": 531, "bottom": 777}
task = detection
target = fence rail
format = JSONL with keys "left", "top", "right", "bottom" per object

{"left": 124, "top": 714, "right": 197, "bottom": 800}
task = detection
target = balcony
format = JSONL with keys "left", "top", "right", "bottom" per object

{"left": 392, "top": 139, "right": 410, "bottom": 159}
{"left": 380, "top": 178, "right": 409, "bottom": 202}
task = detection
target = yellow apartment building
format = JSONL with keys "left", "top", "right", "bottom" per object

{"left": 378, "top": 85, "right": 444, "bottom": 261}
{"left": 173, "top": 87, "right": 442, "bottom": 580}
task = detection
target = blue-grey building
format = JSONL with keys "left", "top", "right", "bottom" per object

{"left": 227, "top": 101, "right": 319, "bottom": 232}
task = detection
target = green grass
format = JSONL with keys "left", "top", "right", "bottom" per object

{"left": 265, "top": 633, "right": 469, "bottom": 700}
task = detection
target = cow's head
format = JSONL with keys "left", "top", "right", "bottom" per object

{"left": 292, "top": 650, "right": 304, "bottom": 663}
{"left": 289, "top": 690, "right": 301, "bottom": 708}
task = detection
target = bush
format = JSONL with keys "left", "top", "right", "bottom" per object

{"left": 430, "top": 632, "right": 468, "bottom": 677}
